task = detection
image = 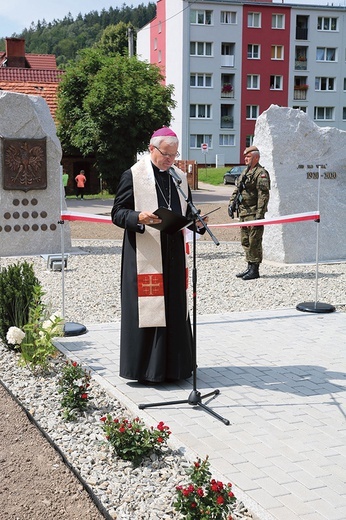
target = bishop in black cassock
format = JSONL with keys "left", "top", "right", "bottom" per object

{"left": 111, "top": 127, "right": 205, "bottom": 384}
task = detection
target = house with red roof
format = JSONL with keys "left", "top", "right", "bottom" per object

{"left": 0, "top": 37, "right": 99, "bottom": 195}
{"left": 0, "top": 38, "right": 64, "bottom": 120}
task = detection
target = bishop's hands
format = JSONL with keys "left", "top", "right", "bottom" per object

{"left": 138, "top": 211, "right": 162, "bottom": 226}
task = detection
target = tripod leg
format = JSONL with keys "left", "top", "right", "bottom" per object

{"left": 139, "top": 398, "right": 189, "bottom": 410}
{"left": 197, "top": 402, "right": 230, "bottom": 426}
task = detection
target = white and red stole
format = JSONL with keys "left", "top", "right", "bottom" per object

{"left": 132, "top": 155, "right": 188, "bottom": 328}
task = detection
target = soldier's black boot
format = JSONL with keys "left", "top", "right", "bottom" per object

{"left": 242, "top": 263, "right": 260, "bottom": 280}
{"left": 236, "top": 263, "right": 251, "bottom": 278}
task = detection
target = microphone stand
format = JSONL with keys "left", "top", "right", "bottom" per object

{"left": 139, "top": 176, "right": 230, "bottom": 426}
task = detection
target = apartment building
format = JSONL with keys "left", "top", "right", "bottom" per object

{"left": 137, "top": 0, "right": 346, "bottom": 165}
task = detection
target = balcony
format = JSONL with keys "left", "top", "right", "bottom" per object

{"left": 221, "top": 84, "right": 234, "bottom": 98}
{"left": 220, "top": 116, "right": 234, "bottom": 128}
{"left": 294, "top": 87, "right": 308, "bottom": 100}
{"left": 296, "top": 27, "right": 308, "bottom": 40}
{"left": 221, "top": 55, "right": 234, "bottom": 67}
{"left": 295, "top": 59, "right": 307, "bottom": 70}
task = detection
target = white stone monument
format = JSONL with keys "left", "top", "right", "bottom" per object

{"left": 0, "top": 91, "right": 71, "bottom": 256}
{"left": 254, "top": 104, "right": 346, "bottom": 263}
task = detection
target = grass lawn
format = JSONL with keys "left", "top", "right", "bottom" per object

{"left": 197, "top": 166, "right": 231, "bottom": 186}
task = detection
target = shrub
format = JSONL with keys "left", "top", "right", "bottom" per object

{"left": 100, "top": 415, "right": 171, "bottom": 466}
{"left": 58, "top": 360, "right": 92, "bottom": 421}
{"left": 174, "top": 456, "right": 236, "bottom": 520}
{"left": 17, "top": 285, "right": 63, "bottom": 370}
{"left": 0, "top": 261, "right": 40, "bottom": 347}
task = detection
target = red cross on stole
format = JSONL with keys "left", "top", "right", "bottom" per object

{"left": 137, "top": 273, "right": 164, "bottom": 297}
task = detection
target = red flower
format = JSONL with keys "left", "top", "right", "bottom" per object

{"left": 217, "top": 495, "right": 225, "bottom": 505}
{"left": 190, "top": 502, "right": 197, "bottom": 508}
{"left": 81, "top": 393, "right": 88, "bottom": 399}
{"left": 72, "top": 361, "right": 78, "bottom": 367}
{"left": 119, "top": 426, "right": 125, "bottom": 433}
{"left": 157, "top": 437, "right": 163, "bottom": 443}
{"left": 197, "top": 487, "right": 204, "bottom": 497}
{"left": 100, "top": 416, "right": 106, "bottom": 422}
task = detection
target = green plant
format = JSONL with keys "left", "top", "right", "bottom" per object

{"left": 15, "top": 285, "right": 63, "bottom": 370}
{"left": 100, "top": 415, "right": 171, "bottom": 466}
{"left": 174, "top": 456, "right": 236, "bottom": 520}
{"left": 58, "top": 360, "right": 92, "bottom": 421}
{"left": 0, "top": 261, "right": 40, "bottom": 347}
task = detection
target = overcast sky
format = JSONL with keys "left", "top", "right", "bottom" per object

{"left": 0, "top": 1, "right": 149, "bottom": 39}
{"left": 0, "top": 0, "right": 340, "bottom": 40}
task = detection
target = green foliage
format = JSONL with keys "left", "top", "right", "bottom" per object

{"left": 56, "top": 49, "right": 176, "bottom": 194}
{"left": 0, "top": 262, "right": 40, "bottom": 347}
{"left": 100, "top": 415, "right": 171, "bottom": 466}
{"left": 19, "top": 285, "right": 63, "bottom": 371}
{"left": 0, "top": 3, "right": 156, "bottom": 68}
{"left": 58, "top": 360, "right": 92, "bottom": 421}
{"left": 96, "top": 22, "right": 134, "bottom": 56}
{"left": 174, "top": 456, "right": 236, "bottom": 520}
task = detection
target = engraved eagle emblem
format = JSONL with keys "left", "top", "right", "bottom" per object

{"left": 5, "top": 142, "right": 45, "bottom": 187}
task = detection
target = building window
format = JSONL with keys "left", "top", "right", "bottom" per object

{"left": 247, "top": 44, "right": 260, "bottom": 59}
{"left": 190, "top": 104, "right": 212, "bottom": 119}
{"left": 190, "top": 135, "right": 212, "bottom": 148}
{"left": 190, "top": 73, "right": 212, "bottom": 88}
{"left": 271, "top": 45, "right": 283, "bottom": 60}
{"left": 247, "top": 74, "right": 260, "bottom": 89}
{"left": 158, "top": 50, "right": 162, "bottom": 63}
{"left": 248, "top": 12, "right": 261, "bottom": 28}
{"left": 154, "top": 38, "right": 157, "bottom": 51}
{"left": 190, "top": 9, "right": 213, "bottom": 25}
{"left": 315, "top": 77, "right": 335, "bottom": 91}
{"left": 316, "top": 47, "right": 336, "bottom": 62}
{"left": 246, "top": 105, "right": 259, "bottom": 119}
{"left": 317, "top": 17, "right": 337, "bottom": 31}
{"left": 343, "top": 107, "right": 346, "bottom": 120}
{"left": 293, "top": 106, "right": 307, "bottom": 113}
{"left": 314, "top": 106, "right": 334, "bottom": 120}
{"left": 344, "top": 78, "right": 346, "bottom": 90}
{"left": 219, "top": 134, "right": 235, "bottom": 146}
{"left": 272, "top": 14, "right": 285, "bottom": 29}
{"left": 221, "top": 11, "right": 236, "bottom": 24}
{"left": 270, "top": 76, "right": 283, "bottom": 90}
{"left": 190, "top": 42, "right": 213, "bottom": 56}
{"left": 246, "top": 135, "right": 254, "bottom": 147}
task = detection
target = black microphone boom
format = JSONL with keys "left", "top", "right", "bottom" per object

{"left": 168, "top": 167, "right": 182, "bottom": 185}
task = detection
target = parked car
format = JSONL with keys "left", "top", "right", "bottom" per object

{"left": 223, "top": 166, "right": 246, "bottom": 185}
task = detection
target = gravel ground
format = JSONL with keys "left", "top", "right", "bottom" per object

{"left": 0, "top": 203, "right": 345, "bottom": 520}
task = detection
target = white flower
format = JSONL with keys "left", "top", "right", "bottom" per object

{"left": 6, "top": 326, "right": 25, "bottom": 346}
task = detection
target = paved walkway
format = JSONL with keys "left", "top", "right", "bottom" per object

{"left": 54, "top": 308, "right": 346, "bottom": 520}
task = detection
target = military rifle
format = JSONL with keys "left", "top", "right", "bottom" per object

{"left": 228, "top": 168, "right": 249, "bottom": 219}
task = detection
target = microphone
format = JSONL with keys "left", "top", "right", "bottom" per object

{"left": 168, "top": 167, "right": 182, "bottom": 185}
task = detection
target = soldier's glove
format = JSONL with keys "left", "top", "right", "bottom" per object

{"left": 228, "top": 205, "right": 234, "bottom": 219}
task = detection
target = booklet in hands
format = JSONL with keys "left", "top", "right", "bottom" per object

{"left": 148, "top": 207, "right": 193, "bottom": 234}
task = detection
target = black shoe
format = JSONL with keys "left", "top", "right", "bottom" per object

{"left": 242, "top": 263, "right": 260, "bottom": 280}
{"left": 236, "top": 263, "right": 250, "bottom": 278}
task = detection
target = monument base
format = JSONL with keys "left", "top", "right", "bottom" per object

{"left": 296, "top": 301, "right": 336, "bottom": 313}
{"left": 64, "top": 322, "right": 88, "bottom": 337}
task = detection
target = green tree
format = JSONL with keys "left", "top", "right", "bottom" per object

{"left": 96, "top": 22, "right": 135, "bottom": 56}
{"left": 56, "top": 48, "right": 175, "bottom": 193}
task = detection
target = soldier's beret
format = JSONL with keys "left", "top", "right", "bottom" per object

{"left": 243, "top": 145, "right": 259, "bottom": 155}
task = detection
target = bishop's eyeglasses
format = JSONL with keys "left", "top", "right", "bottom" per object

{"left": 153, "top": 146, "right": 180, "bottom": 159}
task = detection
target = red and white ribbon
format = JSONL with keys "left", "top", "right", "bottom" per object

{"left": 209, "top": 211, "right": 320, "bottom": 228}
{"left": 61, "top": 210, "right": 320, "bottom": 228}
{"left": 61, "top": 211, "right": 113, "bottom": 224}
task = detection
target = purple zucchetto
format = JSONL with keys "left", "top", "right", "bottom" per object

{"left": 151, "top": 127, "right": 177, "bottom": 138}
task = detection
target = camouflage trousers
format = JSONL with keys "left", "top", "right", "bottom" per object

{"left": 239, "top": 216, "right": 264, "bottom": 264}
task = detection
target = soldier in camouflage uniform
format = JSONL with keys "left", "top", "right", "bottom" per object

{"left": 228, "top": 146, "right": 270, "bottom": 280}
